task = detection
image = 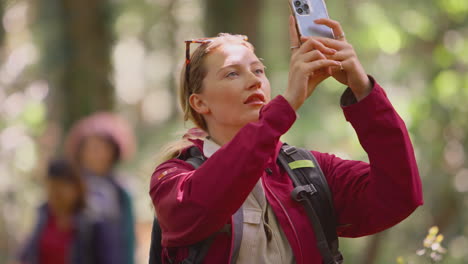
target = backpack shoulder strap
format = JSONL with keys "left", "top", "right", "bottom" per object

{"left": 184, "top": 207, "right": 243, "bottom": 264}
{"left": 149, "top": 146, "right": 204, "bottom": 264}
{"left": 277, "top": 143, "right": 343, "bottom": 264}
{"left": 149, "top": 145, "right": 243, "bottom": 264}
{"left": 149, "top": 217, "right": 163, "bottom": 264}
{"left": 184, "top": 146, "right": 206, "bottom": 169}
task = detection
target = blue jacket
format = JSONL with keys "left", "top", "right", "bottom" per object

{"left": 17, "top": 204, "right": 95, "bottom": 264}
{"left": 18, "top": 177, "right": 135, "bottom": 264}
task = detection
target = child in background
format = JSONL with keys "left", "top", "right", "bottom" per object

{"left": 17, "top": 159, "right": 94, "bottom": 264}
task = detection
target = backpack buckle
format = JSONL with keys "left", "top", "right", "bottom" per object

{"left": 283, "top": 145, "right": 297, "bottom": 155}
{"left": 291, "top": 184, "right": 317, "bottom": 201}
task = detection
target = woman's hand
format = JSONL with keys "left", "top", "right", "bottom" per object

{"left": 284, "top": 16, "right": 341, "bottom": 111}
{"left": 310, "top": 18, "right": 372, "bottom": 101}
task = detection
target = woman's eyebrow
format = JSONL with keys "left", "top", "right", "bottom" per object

{"left": 216, "top": 62, "right": 242, "bottom": 75}
{"left": 216, "top": 64, "right": 238, "bottom": 75}
{"left": 225, "top": 60, "right": 264, "bottom": 68}
{"left": 217, "top": 60, "right": 265, "bottom": 75}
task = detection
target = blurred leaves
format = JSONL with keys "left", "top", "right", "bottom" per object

{"left": 398, "top": 226, "right": 447, "bottom": 263}
{"left": 0, "top": 0, "right": 468, "bottom": 263}
{"left": 418, "top": 226, "right": 447, "bottom": 262}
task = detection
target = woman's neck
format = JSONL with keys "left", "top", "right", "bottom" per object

{"left": 207, "top": 124, "right": 242, "bottom": 146}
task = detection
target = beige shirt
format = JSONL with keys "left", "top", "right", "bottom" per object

{"left": 203, "top": 139, "right": 295, "bottom": 264}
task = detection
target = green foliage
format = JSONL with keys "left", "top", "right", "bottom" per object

{"left": 1, "top": 0, "right": 467, "bottom": 263}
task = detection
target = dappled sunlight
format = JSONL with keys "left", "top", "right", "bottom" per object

{"left": 25, "top": 80, "right": 49, "bottom": 102}
{"left": 145, "top": 51, "right": 173, "bottom": 85}
{"left": 375, "top": 24, "right": 402, "bottom": 54}
{"left": 2, "top": 92, "right": 27, "bottom": 120}
{"left": 0, "top": 43, "right": 38, "bottom": 85}
{"left": 113, "top": 38, "right": 147, "bottom": 104}
{"left": 142, "top": 89, "right": 173, "bottom": 124}
{"left": 2, "top": 1, "right": 28, "bottom": 35}
{"left": 0, "top": 0, "right": 467, "bottom": 263}
{"left": 400, "top": 10, "right": 434, "bottom": 40}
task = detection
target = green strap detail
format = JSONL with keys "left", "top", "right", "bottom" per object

{"left": 288, "top": 160, "right": 315, "bottom": 169}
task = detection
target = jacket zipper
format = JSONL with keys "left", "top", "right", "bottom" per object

{"left": 263, "top": 178, "right": 304, "bottom": 263}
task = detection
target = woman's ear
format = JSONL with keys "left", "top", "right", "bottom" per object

{"left": 189, "top": 94, "right": 210, "bottom": 115}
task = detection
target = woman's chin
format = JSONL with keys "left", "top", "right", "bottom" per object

{"left": 242, "top": 110, "right": 261, "bottom": 124}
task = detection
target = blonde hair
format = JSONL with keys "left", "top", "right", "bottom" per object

{"left": 157, "top": 34, "right": 254, "bottom": 164}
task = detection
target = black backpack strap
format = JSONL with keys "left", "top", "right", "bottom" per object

{"left": 277, "top": 143, "right": 343, "bottom": 264}
{"left": 149, "top": 217, "right": 163, "bottom": 264}
{"left": 149, "top": 146, "right": 243, "bottom": 264}
{"left": 182, "top": 206, "right": 243, "bottom": 264}
{"left": 182, "top": 226, "right": 228, "bottom": 264}
{"left": 184, "top": 146, "right": 206, "bottom": 169}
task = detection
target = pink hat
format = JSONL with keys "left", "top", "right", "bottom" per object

{"left": 65, "top": 112, "right": 136, "bottom": 161}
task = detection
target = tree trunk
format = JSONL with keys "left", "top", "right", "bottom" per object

{"left": 166, "top": 0, "right": 181, "bottom": 119}
{"left": 61, "top": 0, "right": 114, "bottom": 128}
{"left": 204, "top": 0, "right": 264, "bottom": 48}
{"left": 0, "top": 0, "right": 4, "bottom": 48}
{"left": 37, "top": 0, "right": 114, "bottom": 131}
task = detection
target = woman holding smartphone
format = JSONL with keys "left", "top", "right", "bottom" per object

{"left": 149, "top": 16, "right": 423, "bottom": 264}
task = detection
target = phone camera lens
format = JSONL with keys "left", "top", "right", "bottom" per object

{"left": 304, "top": 4, "right": 309, "bottom": 10}
{"left": 297, "top": 8, "right": 304, "bottom": 14}
{"left": 294, "top": 1, "right": 301, "bottom": 7}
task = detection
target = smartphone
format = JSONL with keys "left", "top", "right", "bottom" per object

{"left": 289, "top": 0, "right": 334, "bottom": 40}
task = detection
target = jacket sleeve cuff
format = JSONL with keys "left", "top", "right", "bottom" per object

{"left": 259, "top": 95, "right": 297, "bottom": 135}
{"left": 340, "top": 75, "right": 376, "bottom": 107}
{"left": 341, "top": 78, "right": 397, "bottom": 137}
{"left": 340, "top": 76, "right": 392, "bottom": 124}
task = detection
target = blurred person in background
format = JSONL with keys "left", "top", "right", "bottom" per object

{"left": 65, "top": 112, "right": 136, "bottom": 264}
{"left": 16, "top": 159, "right": 94, "bottom": 264}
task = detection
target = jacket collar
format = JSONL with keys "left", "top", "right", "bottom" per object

{"left": 188, "top": 138, "right": 283, "bottom": 162}
{"left": 203, "top": 138, "right": 221, "bottom": 158}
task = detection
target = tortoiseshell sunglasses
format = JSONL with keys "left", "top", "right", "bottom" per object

{"left": 184, "top": 35, "right": 248, "bottom": 85}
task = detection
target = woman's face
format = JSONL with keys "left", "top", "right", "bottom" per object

{"left": 79, "top": 135, "right": 116, "bottom": 176}
{"left": 191, "top": 43, "right": 271, "bottom": 131}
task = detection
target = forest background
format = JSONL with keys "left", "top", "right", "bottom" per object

{"left": 0, "top": 0, "right": 467, "bottom": 263}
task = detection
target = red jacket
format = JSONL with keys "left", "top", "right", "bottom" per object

{"left": 149, "top": 80, "right": 423, "bottom": 263}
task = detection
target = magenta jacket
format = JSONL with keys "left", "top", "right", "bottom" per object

{"left": 149, "top": 79, "right": 423, "bottom": 263}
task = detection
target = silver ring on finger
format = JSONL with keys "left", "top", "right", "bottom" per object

{"left": 290, "top": 45, "right": 300, "bottom": 50}
{"left": 335, "top": 33, "right": 345, "bottom": 40}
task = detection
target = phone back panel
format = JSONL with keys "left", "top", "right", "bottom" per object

{"left": 290, "top": 0, "right": 334, "bottom": 39}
